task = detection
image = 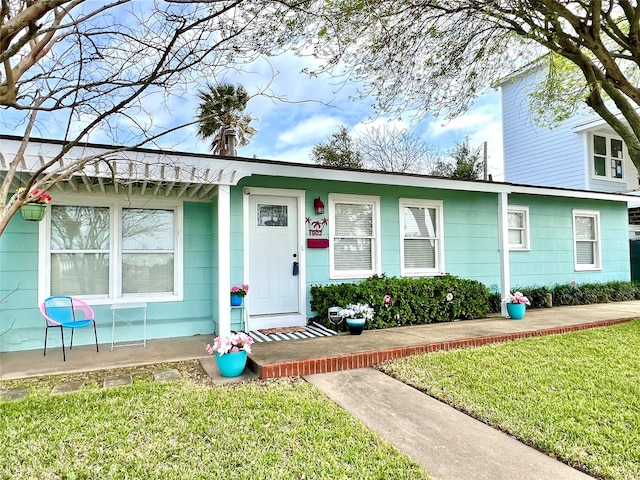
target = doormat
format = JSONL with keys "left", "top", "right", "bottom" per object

{"left": 249, "top": 323, "right": 337, "bottom": 343}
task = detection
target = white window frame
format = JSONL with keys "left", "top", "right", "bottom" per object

{"left": 399, "top": 198, "right": 445, "bottom": 276}
{"left": 572, "top": 209, "right": 602, "bottom": 271}
{"left": 329, "top": 193, "right": 381, "bottom": 279}
{"left": 39, "top": 196, "right": 184, "bottom": 304}
{"left": 591, "top": 132, "right": 626, "bottom": 182}
{"left": 507, "top": 205, "right": 530, "bottom": 251}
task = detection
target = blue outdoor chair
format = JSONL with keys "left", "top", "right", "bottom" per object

{"left": 40, "top": 296, "right": 99, "bottom": 361}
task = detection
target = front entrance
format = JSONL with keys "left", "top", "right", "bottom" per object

{"left": 246, "top": 190, "right": 305, "bottom": 329}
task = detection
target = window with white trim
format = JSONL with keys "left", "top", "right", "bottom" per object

{"left": 399, "top": 199, "right": 444, "bottom": 276}
{"left": 572, "top": 209, "right": 601, "bottom": 271}
{"left": 507, "top": 206, "right": 530, "bottom": 250}
{"left": 592, "top": 133, "right": 625, "bottom": 180}
{"left": 46, "top": 203, "right": 183, "bottom": 302}
{"left": 329, "top": 194, "right": 381, "bottom": 279}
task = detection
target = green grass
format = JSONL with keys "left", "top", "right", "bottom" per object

{"left": 378, "top": 320, "right": 640, "bottom": 480}
{"left": 0, "top": 366, "right": 431, "bottom": 480}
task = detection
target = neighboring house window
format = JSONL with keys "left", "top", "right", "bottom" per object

{"left": 399, "top": 198, "right": 444, "bottom": 276}
{"left": 508, "top": 206, "right": 530, "bottom": 250}
{"left": 329, "top": 194, "right": 381, "bottom": 279}
{"left": 593, "top": 133, "right": 624, "bottom": 180}
{"left": 572, "top": 209, "right": 601, "bottom": 271}
{"left": 46, "top": 203, "right": 182, "bottom": 302}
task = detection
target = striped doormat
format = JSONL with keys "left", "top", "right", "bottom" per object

{"left": 249, "top": 322, "right": 337, "bottom": 343}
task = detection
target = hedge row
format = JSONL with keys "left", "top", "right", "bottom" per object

{"left": 488, "top": 280, "right": 640, "bottom": 313}
{"left": 310, "top": 274, "right": 490, "bottom": 332}
{"left": 311, "top": 275, "right": 640, "bottom": 332}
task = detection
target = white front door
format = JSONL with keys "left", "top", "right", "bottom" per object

{"left": 246, "top": 192, "right": 304, "bottom": 329}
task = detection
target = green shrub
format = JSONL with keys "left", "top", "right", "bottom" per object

{"left": 310, "top": 274, "right": 490, "bottom": 331}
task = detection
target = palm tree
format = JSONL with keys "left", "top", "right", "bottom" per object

{"left": 197, "top": 83, "right": 256, "bottom": 155}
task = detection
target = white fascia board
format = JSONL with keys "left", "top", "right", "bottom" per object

{"left": 235, "top": 160, "right": 637, "bottom": 204}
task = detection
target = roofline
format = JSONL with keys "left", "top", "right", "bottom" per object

{"left": 1, "top": 134, "right": 637, "bottom": 203}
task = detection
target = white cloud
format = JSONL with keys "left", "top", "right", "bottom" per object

{"left": 276, "top": 115, "right": 343, "bottom": 148}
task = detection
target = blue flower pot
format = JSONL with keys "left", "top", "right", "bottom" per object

{"left": 346, "top": 318, "right": 365, "bottom": 335}
{"left": 231, "top": 294, "right": 243, "bottom": 306}
{"left": 506, "top": 303, "right": 526, "bottom": 320}
{"left": 215, "top": 351, "right": 247, "bottom": 377}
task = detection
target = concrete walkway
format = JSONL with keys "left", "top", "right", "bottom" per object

{"left": 306, "top": 368, "right": 593, "bottom": 480}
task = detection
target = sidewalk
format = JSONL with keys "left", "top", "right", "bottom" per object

{"left": 1, "top": 301, "right": 639, "bottom": 380}
{"left": 306, "top": 368, "right": 593, "bottom": 480}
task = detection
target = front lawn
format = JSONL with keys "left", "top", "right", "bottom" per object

{"left": 378, "top": 320, "right": 640, "bottom": 480}
{"left": 0, "top": 368, "right": 430, "bottom": 479}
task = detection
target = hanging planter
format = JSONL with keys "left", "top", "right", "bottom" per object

{"left": 20, "top": 203, "right": 46, "bottom": 222}
{"left": 15, "top": 188, "right": 52, "bottom": 222}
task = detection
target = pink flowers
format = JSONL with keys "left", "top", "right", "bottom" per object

{"left": 383, "top": 294, "right": 392, "bottom": 305}
{"left": 502, "top": 291, "right": 531, "bottom": 305}
{"left": 206, "top": 332, "right": 254, "bottom": 356}
{"left": 230, "top": 284, "right": 249, "bottom": 297}
{"left": 15, "top": 187, "right": 52, "bottom": 204}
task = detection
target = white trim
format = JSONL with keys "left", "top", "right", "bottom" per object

{"left": 498, "top": 193, "right": 511, "bottom": 317}
{"left": 218, "top": 185, "right": 231, "bottom": 337}
{"left": 572, "top": 209, "right": 602, "bottom": 271}
{"left": 399, "top": 198, "right": 445, "bottom": 276}
{"left": 507, "top": 205, "right": 530, "bottom": 251}
{"left": 329, "top": 193, "right": 382, "bottom": 280}
{"left": 39, "top": 197, "right": 184, "bottom": 305}
{"left": 242, "top": 187, "right": 307, "bottom": 326}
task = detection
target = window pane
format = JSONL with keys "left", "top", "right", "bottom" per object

{"left": 594, "top": 135, "right": 607, "bottom": 155}
{"left": 404, "top": 239, "right": 436, "bottom": 269}
{"left": 508, "top": 211, "right": 524, "bottom": 229}
{"left": 256, "top": 204, "right": 288, "bottom": 227}
{"left": 611, "top": 138, "right": 623, "bottom": 158}
{"left": 122, "top": 253, "right": 174, "bottom": 293}
{"left": 612, "top": 159, "right": 623, "bottom": 179}
{"left": 508, "top": 229, "right": 523, "bottom": 245}
{"left": 404, "top": 207, "right": 436, "bottom": 238}
{"left": 51, "top": 253, "right": 109, "bottom": 295}
{"left": 576, "top": 242, "right": 595, "bottom": 264}
{"left": 594, "top": 156, "right": 606, "bottom": 176}
{"left": 51, "top": 206, "right": 110, "bottom": 250}
{"left": 575, "top": 216, "right": 595, "bottom": 240}
{"left": 123, "top": 209, "right": 174, "bottom": 249}
{"left": 334, "top": 238, "right": 372, "bottom": 270}
{"left": 335, "top": 203, "right": 373, "bottom": 237}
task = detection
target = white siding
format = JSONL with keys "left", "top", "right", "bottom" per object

{"left": 501, "top": 68, "right": 587, "bottom": 189}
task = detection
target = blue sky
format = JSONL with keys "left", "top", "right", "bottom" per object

{"left": 4, "top": 50, "right": 505, "bottom": 180}
{"left": 159, "top": 52, "right": 505, "bottom": 179}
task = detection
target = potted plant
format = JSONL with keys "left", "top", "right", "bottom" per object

{"left": 16, "top": 187, "right": 52, "bottom": 222}
{"left": 502, "top": 291, "right": 531, "bottom": 320}
{"left": 338, "top": 303, "right": 375, "bottom": 335}
{"left": 230, "top": 284, "right": 249, "bottom": 306}
{"left": 206, "top": 332, "right": 254, "bottom": 377}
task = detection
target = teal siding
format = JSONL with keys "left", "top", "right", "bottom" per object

{"left": 236, "top": 177, "right": 631, "bottom": 319}
{"left": 0, "top": 201, "right": 216, "bottom": 352}
{"left": 0, "top": 175, "right": 632, "bottom": 352}
{"left": 509, "top": 195, "right": 630, "bottom": 286}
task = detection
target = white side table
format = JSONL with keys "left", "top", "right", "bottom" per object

{"left": 111, "top": 302, "right": 147, "bottom": 350}
{"left": 231, "top": 305, "right": 250, "bottom": 332}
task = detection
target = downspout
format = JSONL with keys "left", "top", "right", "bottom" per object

{"left": 498, "top": 192, "right": 511, "bottom": 317}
